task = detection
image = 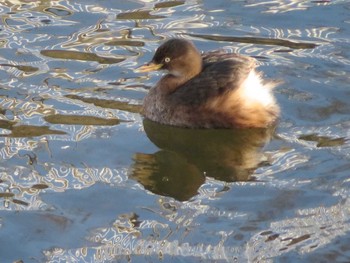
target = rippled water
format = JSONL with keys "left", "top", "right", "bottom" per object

{"left": 0, "top": 0, "right": 349, "bottom": 262}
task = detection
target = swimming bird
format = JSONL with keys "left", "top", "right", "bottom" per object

{"left": 136, "top": 38, "right": 280, "bottom": 128}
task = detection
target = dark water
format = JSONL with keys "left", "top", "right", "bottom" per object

{"left": 0, "top": 0, "right": 350, "bottom": 262}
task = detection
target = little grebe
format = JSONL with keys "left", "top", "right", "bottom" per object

{"left": 136, "top": 38, "right": 280, "bottom": 128}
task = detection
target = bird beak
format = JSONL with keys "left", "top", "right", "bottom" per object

{"left": 135, "top": 62, "right": 163, "bottom": 73}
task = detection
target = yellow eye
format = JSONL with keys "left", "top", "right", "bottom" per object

{"left": 164, "top": 57, "right": 171, "bottom": 63}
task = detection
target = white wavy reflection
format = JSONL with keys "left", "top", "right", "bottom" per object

{"left": 45, "top": 237, "right": 245, "bottom": 262}
{"left": 245, "top": 0, "right": 334, "bottom": 13}
{"left": 279, "top": 124, "right": 350, "bottom": 158}
{"left": 257, "top": 148, "right": 309, "bottom": 178}
{"left": 247, "top": 197, "right": 350, "bottom": 262}
{"left": 0, "top": 165, "right": 129, "bottom": 210}
{"left": 42, "top": 193, "right": 350, "bottom": 262}
{"left": 0, "top": 0, "right": 349, "bottom": 262}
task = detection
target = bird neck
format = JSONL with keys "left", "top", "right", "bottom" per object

{"left": 181, "top": 50, "right": 203, "bottom": 80}
{"left": 160, "top": 55, "right": 202, "bottom": 94}
{"left": 158, "top": 74, "right": 188, "bottom": 94}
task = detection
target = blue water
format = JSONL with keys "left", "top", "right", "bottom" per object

{"left": 0, "top": 0, "right": 349, "bottom": 262}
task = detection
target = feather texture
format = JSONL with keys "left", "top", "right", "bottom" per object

{"left": 141, "top": 39, "right": 280, "bottom": 128}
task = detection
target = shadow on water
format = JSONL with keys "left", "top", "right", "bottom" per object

{"left": 187, "top": 33, "right": 318, "bottom": 49}
{"left": 0, "top": 119, "right": 67, "bottom": 137}
{"left": 40, "top": 50, "right": 126, "bottom": 64}
{"left": 0, "top": 115, "right": 127, "bottom": 137}
{"left": 131, "top": 119, "right": 274, "bottom": 201}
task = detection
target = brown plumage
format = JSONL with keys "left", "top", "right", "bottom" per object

{"left": 136, "top": 38, "right": 280, "bottom": 128}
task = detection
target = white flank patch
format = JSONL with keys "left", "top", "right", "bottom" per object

{"left": 240, "top": 70, "right": 275, "bottom": 107}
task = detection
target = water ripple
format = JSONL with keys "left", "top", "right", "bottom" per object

{"left": 247, "top": 198, "right": 350, "bottom": 261}
{"left": 279, "top": 124, "right": 350, "bottom": 158}
{"left": 245, "top": 0, "right": 337, "bottom": 14}
{"left": 0, "top": 0, "right": 349, "bottom": 262}
{"left": 0, "top": 164, "right": 130, "bottom": 210}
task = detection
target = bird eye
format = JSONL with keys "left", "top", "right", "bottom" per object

{"left": 164, "top": 57, "right": 171, "bottom": 63}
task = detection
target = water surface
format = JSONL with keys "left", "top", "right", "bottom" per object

{"left": 0, "top": 0, "right": 350, "bottom": 262}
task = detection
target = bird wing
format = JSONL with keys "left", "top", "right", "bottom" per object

{"left": 169, "top": 52, "right": 257, "bottom": 106}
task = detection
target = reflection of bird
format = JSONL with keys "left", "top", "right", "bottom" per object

{"left": 136, "top": 38, "right": 280, "bottom": 128}
{"left": 130, "top": 119, "right": 275, "bottom": 201}
{"left": 131, "top": 151, "right": 204, "bottom": 201}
